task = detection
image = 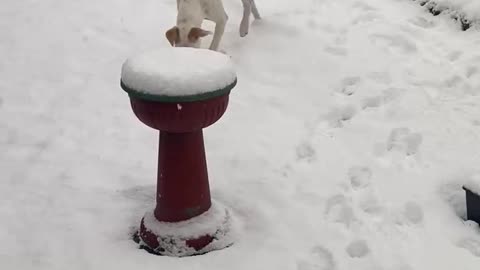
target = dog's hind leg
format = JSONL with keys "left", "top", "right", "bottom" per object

{"left": 251, "top": 0, "right": 261, "bottom": 20}
{"left": 240, "top": 0, "right": 252, "bottom": 37}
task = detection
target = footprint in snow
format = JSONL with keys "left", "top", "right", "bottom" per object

{"left": 337, "top": 76, "right": 362, "bottom": 96}
{"left": 352, "top": 1, "right": 376, "bottom": 12}
{"left": 457, "top": 238, "right": 480, "bottom": 257}
{"left": 297, "top": 246, "right": 336, "bottom": 270}
{"left": 306, "top": 19, "right": 320, "bottom": 30}
{"left": 445, "top": 75, "right": 464, "bottom": 88}
{"left": 325, "top": 105, "right": 357, "bottom": 128}
{"left": 362, "top": 96, "right": 384, "bottom": 109}
{"left": 346, "top": 239, "right": 370, "bottom": 258}
{"left": 387, "top": 128, "right": 423, "bottom": 156}
{"left": 408, "top": 17, "right": 436, "bottom": 29}
{"left": 348, "top": 167, "right": 372, "bottom": 190}
{"left": 396, "top": 201, "right": 424, "bottom": 225}
{"left": 325, "top": 194, "right": 356, "bottom": 227}
{"left": 438, "top": 181, "right": 467, "bottom": 220}
{"left": 391, "top": 263, "right": 414, "bottom": 270}
{"left": 362, "top": 88, "right": 403, "bottom": 110}
{"left": 351, "top": 12, "right": 382, "bottom": 25}
{"left": 369, "top": 34, "right": 418, "bottom": 54}
{"left": 448, "top": 51, "right": 463, "bottom": 62}
{"left": 347, "top": 167, "right": 383, "bottom": 214}
{"left": 324, "top": 46, "right": 348, "bottom": 56}
{"left": 357, "top": 191, "right": 382, "bottom": 215}
{"left": 367, "top": 72, "right": 392, "bottom": 85}
{"left": 404, "top": 201, "right": 424, "bottom": 224}
{"left": 466, "top": 66, "right": 478, "bottom": 78}
{"left": 121, "top": 185, "right": 155, "bottom": 205}
{"left": 296, "top": 141, "right": 316, "bottom": 162}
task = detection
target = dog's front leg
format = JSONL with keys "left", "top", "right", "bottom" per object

{"left": 209, "top": 14, "right": 227, "bottom": 51}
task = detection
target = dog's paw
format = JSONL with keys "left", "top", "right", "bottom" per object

{"left": 239, "top": 30, "right": 249, "bottom": 37}
{"left": 240, "top": 21, "right": 249, "bottom": 37}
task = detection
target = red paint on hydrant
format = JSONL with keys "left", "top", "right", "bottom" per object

{"left": 128, "top": 93, "right": 231, "bottom": 253}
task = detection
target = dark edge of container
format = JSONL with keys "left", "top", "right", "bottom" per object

{"left": 121, "top": 79, "right": 237, "bottom": 103}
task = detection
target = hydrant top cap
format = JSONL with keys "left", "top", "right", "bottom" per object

{"left": 121, "top": 48, "right": 237, "bottom": 101}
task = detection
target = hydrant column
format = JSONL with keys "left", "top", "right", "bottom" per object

{"left": 155, "top": 130, "right": 211, "bottom": 222}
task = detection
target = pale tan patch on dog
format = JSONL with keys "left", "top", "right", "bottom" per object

{"left": 188, "top": 27, "right": 211, "bottom": 42}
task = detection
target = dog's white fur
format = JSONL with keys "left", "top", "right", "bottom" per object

{"left": 166, "top": 0, "right": 261, "bottom": 51}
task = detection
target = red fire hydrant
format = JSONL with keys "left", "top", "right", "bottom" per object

{"left": 120, "top": 48, "right": 237, "bottom": 256}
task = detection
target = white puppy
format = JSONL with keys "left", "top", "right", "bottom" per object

{"left": 165, "top": 0, "right": 261, "bottom": 51}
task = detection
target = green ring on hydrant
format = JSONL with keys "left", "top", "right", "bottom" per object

{"left": 120, "top": 79, "right": 237, "bottom": 103}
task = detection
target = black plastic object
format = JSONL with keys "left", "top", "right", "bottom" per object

{"left": 463, "top": 186, "right": 480, "bottom": 224}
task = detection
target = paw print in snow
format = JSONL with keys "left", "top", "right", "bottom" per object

{"left": 338, "top": 76, "right": 362, "bottom": 96}
{"left": 346, "top": 239, "right": 370, "bottom": 258}
{"left": 448, "top": 51, "right": 462, "bottom": 62}
{"left": 326, "top": 105, "right": 357, "bottom": 128}
{"left": 466, "top": 66, "right": 478, "bottom": 78}
{"left": 457, "top": 238, "right": 480, "bottom": 257}
{"left": 387, "top": 128, "right": 423, "bottom": 156}
{"left": 409, "top": 17, "right": 435, "bottom": 29}
{"left": 296, "top": 142, "right": 316, "bottom": 162}
{"left": 324, "top": 194, "right": 356, "bottom": 226}
{"left": 348, "top": 167, "right": 372, "bottom": 190}
{"left": 324, "top": 46, "right": 348, "bottom": 56}
{"left": 396, "top": 201, "right": 424, "bottom": 225}
{"left": 362, "top": 88, "right": 404, "bottom": 110}
{"left": 369, "top": 34, "right": 417, "bottom": 54}
{"left": 297, "top": 246, "right": 336, "bottom": 270}
{"left": 352, "top": 1, "right": 376, "bottom": 12}
{"left": 367, "top": 72, "right": 392, "bottom": 85}
{"left": 357, "top": 190, "right": 382, "bottom": 215}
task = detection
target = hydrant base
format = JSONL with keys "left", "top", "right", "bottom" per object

{"left": 137, "top": 201, "right": 234, "bottom": 257}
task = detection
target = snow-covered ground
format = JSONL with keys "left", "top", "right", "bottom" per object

{"left": 2, "top": 0, "right": 480, "bottom": 269}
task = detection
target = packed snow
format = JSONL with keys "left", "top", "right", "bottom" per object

{"left": 121, "top": 48, "right": 236, "bottom": 97}
{"left": 141, "top": 201, "right": 234, "bottom": 256}
{"left": 464, "top": 174, "right": 480, "bottom": 195}
{"left": 2, "top": 0, "right": 480, "bottom": 269}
